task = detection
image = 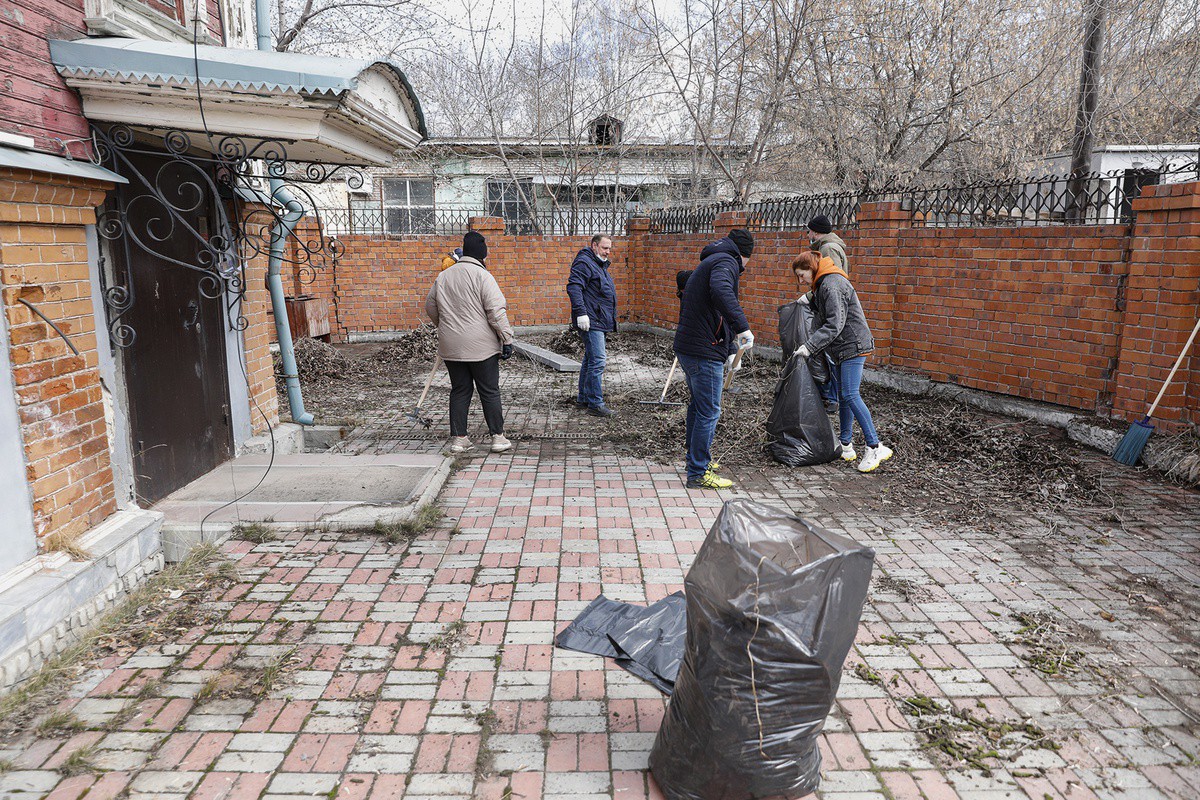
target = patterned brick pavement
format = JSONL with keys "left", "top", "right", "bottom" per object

{"left": 2, "top": 356, "right": 1197, "bottom": 800}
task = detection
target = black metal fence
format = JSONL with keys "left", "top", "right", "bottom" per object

{"left": 316, "top": 206, "right": 635, "bottom": 238}
{"left": 901, "top": 161, "right": 1200, "bottom": 227}
{"left": 647, "top": 200, "right": 742, "bottom": 234}
{"left": 643, "top": 160, "right": 1200, "bottom": 233}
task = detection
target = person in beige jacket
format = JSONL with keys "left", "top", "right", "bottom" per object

{"left": 424, "top": 231, "right": 515, "bottom": 454}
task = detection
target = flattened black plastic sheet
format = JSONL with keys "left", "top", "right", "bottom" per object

{"left": 649, "top": 499, "right": 875, "bottom": 800}
{"left": 766, "top": 301, "right": 839, "bottom": 466}
{"left": 555, "top": 592, "right": 687, "bottom": 694}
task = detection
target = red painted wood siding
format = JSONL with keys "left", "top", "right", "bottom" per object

{"left": 0, "top": 0, "right": 226, "bottom": 159}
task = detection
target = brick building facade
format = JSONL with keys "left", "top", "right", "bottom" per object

{"left": 0, "top": 0, "right": 425, "bottom": 692}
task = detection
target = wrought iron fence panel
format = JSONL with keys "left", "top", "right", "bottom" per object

{"left": 747, "top": 192, "right": 861, "bottom": 231}
{"left": 648, "top": 201, "right": 740, "bottom": 234}
{"left": 318, "top": 208, "right": 482, "bottom": 237}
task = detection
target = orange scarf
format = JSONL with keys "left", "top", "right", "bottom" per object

{"left": 812, "top": 256, "right": 848, "bottom": 286}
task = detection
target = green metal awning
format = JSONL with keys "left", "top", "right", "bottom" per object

{"left": 50, "top": 37, "right": 427, "bottom": 164}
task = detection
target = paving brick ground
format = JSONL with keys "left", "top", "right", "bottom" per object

{"left": 2, "top": 353, "right": 1197, "bottom": 800}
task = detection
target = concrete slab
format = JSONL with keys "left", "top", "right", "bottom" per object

{"left": 154, "top": 452, "right": 452, "bottom": 561}
{"left": 512, "top": 340, "right": 581, "bottom": 372}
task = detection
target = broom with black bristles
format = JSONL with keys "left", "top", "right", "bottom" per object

{"left": 1113, "top": 316, "right": 1200, "bottom": 466}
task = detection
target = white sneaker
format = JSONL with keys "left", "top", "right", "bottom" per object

{"left": 490, "top": 434, "right": 512, "bottom": 453}
{"left": 857, "top": 444, "right": 893, "bottom": 473}
{"left": 840, "top": 443, "right": 857, "bottom": 461}
{"left": 444, "top": 436, "right": 473, "bottom": 454}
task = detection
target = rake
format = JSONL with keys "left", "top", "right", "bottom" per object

{"left": 1113, "top": 316, "right": 1200, "bottom": 466}
{"left": 639, "top": 356, "right": 685, "bottom": 407}
{"left": 406, "top": 356, "right": 441, "bottom": 428}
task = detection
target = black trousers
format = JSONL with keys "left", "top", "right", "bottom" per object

{"left": 445, "top": 355, "right": 504, "bottom": 437}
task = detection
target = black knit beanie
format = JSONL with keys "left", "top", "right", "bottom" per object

{"left": 728, "top": 228, "right": 754, "bottom": 258}
{"left": 462, "top": 231, "right": 487, "bottom": 262}
{"left": 807, "top": 215, "right": 833, "bottom": 235}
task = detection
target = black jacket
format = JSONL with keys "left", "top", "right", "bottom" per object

{"left": 808, "top": 272, "right": 874, "bottom": 363}
{"left": 566, "top": 248, "right": 617, "bottom": 332}
{"left": 673, "top": 238, "right": 750, "bottom": 362}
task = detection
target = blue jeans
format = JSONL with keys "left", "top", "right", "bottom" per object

{"left": 835, "top": 356, "right": 879, "bottom": 447}
{"left": 677, "top": 353, "right": 724, "bottom": 481}
{"left": 577, "top": 329, "right": 607, "bottom": 408}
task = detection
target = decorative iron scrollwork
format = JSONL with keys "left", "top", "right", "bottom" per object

{"left": 91, "top": 124, "right": 360, "bottom": 348}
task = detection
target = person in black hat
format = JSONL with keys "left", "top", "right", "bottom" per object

{"left": 424, "top": 231, "right": 515, "bottom": 455}
{"left": 672, "top": 228, "right": 755, "bottom": 489}
{"left": 806, "top": 215, "right": 848, "bottom": 273}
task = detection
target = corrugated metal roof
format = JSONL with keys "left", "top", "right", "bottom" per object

{"left": 49, "top": 37, "right": 427, "bottom": 137}
{"left": 52, "top": 37, "right": 370, "bottom": 93}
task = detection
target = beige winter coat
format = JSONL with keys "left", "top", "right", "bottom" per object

{"left": 424, "top": 256, "right": 514, "bottom": 362}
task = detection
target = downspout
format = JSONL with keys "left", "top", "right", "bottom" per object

{"left": 255, "top": 0, "right": 313, "bottom": 424}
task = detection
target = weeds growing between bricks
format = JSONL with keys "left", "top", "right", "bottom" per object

{"left": 0, "top": 543, "right": 233, "bottom": 737}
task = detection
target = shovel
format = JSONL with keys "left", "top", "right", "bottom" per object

{"left": 639, "top": 356, "right": 685, "bottom": 407}
{"left": 406, "top": 356, "right": 441, "bottom": 428}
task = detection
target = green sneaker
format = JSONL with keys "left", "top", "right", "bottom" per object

{"left": 686, "top": 470, "right": 733, "bottom": 490}
{"left": 707, "top": 459, "right": 721, "bottom": 473}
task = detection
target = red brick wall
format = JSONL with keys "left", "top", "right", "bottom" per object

{"left": 0, "top": 168, "right": 117, "bottom": 545}
{"left": 301, "top": 218, "right": 634, "bottom": 337}
{"left": 1112, "top": 183, "right": 1200, "bottom": 428}
{"left": 0, "top": 0, "right": 226, "bottom": 160}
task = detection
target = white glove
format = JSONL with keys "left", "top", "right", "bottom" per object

{"left": 576, "top": 315, "right": 590, "bottom": 332}
{"left": 797, "top": 344, "right": 811, "bottom": 359}
{"left": 798, "top": 293, "right": 810, "bottom": 306}
{"left": 725, "top": 353, "right": 743, "bottom": 372}
{"left": 735, "top": 330, "right": 754, "bottom": 349}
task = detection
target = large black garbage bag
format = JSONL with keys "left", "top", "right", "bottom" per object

{"left": 766, "top": 302, "right": 838, "bottom": 466}
{"left": 555, "top": 592, "right": 687, "bottom": 694}
{"left": 649, "top": 499, "right": 875, "bottom": 800}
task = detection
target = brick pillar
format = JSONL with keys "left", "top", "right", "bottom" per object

{"left": 625, "top": 216, "right": 651, "bottom": 323}
{"left": 469, "top": 216, "right": 506, "bottom": 236}
{"left": 713, "top": 209, "right": 748, "bottom": 237}
{"left": 1111, "top": 181, "right": 1200, "bottom": 429}
{"left": 0, "top": 168, "right": 118, "bottom": 546}
{"left": 854, "top": 200, "right": 909, "bottom": 366}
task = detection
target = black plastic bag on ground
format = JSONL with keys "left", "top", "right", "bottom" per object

{"left": 766, "top": 302, "right": 838, "bottom": 466}
{"left": 555, "top": 592, "right": 687, "bottom": 694}
{"left": 649, "top": 499, "right": 875, "bottom": 800}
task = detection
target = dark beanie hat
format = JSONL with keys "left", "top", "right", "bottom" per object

{"left": 807, "top": 215, "right": 833, "bottom": 235}
{"left": 463, "top": 231, "right": 487, "bottom": 261}
{"left": 728, "top": 228, "right": 754, "bottom": 258}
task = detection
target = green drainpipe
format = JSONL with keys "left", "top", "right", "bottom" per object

{"left": 256, "top": 0, "right": 313, "bottom": 425}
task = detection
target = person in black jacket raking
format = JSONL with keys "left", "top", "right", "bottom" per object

{"left": 566, "top": 235, "right": 618, "bottom": 416}
{"left": 673, "top": 229, "right": 756, "bottom": 489}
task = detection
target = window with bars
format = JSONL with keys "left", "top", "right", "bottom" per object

{"left": 486, "top": 179, "right": 536, "bottom": 233}
{"left": 382, "top": 178, "right": 435, "bottom": 234}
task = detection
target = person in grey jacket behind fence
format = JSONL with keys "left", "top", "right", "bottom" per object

{"left": 807, "top": 215, "right": 849, "bottom": 412}
{"left": 424, "top": 231, "right": 515, "bottom": 455}
{"left": 792, "top": 251, "right": 893, "bottom": 473}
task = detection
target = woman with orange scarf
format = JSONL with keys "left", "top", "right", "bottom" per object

{"left": 791, "top": 252, "right": 892, "bottom": 473}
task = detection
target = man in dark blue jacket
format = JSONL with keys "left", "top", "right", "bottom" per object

{"left": 673, "top": 229, "right": 755, "bottom": 489}
{"left": 566, "top": 235, "right": 618, "bottom": 416}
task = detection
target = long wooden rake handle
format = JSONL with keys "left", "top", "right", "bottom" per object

{"left": 1145, "top": 317, "right": 1200, "bottom": 419}
{"left": 658, "top": 357, "right": 679, "bottom": 403}
{"left": 724, "top": 345, "right": 750, "bottom": 390}
{"left": 416, "top": 356, "right": 441, "bottom": 409}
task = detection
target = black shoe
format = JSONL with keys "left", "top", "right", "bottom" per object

{"left": 574, "top": 399, "right": 589, "bottom": 408}
{"left": 587, "top": 404, "right": 616, "bottom": 417}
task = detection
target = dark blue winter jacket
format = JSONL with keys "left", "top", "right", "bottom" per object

{"left": 673, "top": 238, "right": 750, "bottom": 362}
{"left": 566, "top": 248, "right": 617, "bottom": 332}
